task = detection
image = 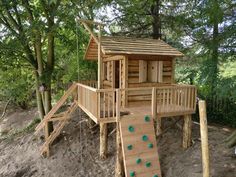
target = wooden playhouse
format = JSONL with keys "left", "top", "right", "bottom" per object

{"left": 35, "top": 20, "right": 197, "bottom": 177}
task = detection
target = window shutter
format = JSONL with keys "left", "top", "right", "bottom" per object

{"left": 148, "top": 61, "right": 158, "bottom": 82}
{"left": 158, "top": 61, "right": 163, "bottom": 82}
{"left": 139, "top": 60, "right": 147, "bottom": 82}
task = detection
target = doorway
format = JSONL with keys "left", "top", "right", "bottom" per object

{"left": 115, "top": 60, "right": 120, "bottom": 88}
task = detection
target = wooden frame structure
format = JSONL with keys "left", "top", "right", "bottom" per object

{"left": 35, "top": 19, "right": 198, "bottom": 177}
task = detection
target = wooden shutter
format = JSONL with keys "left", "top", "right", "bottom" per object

{"left": 148, "top": 61, "right": 158, "bottom": 82}
{"left": 158, "top": 61, "right": 163, "bottom": 82}
{"left": 139, "top": 60, "right": 147, "bottom": 82}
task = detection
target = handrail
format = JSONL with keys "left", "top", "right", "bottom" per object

{"left": 77, "top": 83, "right": 97, "bottom": 92}
{"left": 35, "top": 83, "right": 77, "bottom": 133}
{"left": 76, "top": 82, "right": 197, "bottom": 123}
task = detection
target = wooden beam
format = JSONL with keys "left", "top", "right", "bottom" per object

{"left": 199, "top": 100, "right": 210, "bottom": 177}
{"left": 115, "top": 122, "right": 124, "bottom": 177}
{"left": 103, "top": 55, "right": 125, "bottom": 62}
{"left": 81, "top": 22, "right": 99, "bottom": 44}
{"left": 182, "top": 114, "right": 192, "bottom": 148}
{"left": 100, "top": 123, "right": 108, "bottom": 159}
{"left": 98, "top": 25, "right": 102, "bottom": 89}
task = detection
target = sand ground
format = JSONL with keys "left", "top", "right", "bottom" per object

{"left": 0, "top": 107, "right": 235, "bottom": 177}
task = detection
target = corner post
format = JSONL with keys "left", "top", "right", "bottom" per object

{"left": 115, "top": 123, "right": 124, "bottom": 177}
{"left": 199, "top": 100, "right": 210, "bottom": 177}
{"left": 98, "top": 25, "right": 108, "bottom": 159}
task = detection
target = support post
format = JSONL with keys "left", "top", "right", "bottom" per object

{"left": 115, "top": 122, "right": 124, "bottom": 177}
{"left": 152, "top": 87, "right": 161, "bottom": 136}
{"left": 97, "top": 25, "right": 108, "bottom": 159}
{"left": 182, "top": 114, "right": 192, "bottom": 148}
{"left": 98, "top": 25, "right": 102, "bottom": 89}
{"left": 100, "top": 123, "right": 108, "bottom": 159}
{"left": 199, "top": 100, "right": 210, "bottom": 177}
{"left": 44, "top": 121, "right": 50, "bottom": 157}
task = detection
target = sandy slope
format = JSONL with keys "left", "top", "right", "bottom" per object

{"left": 0, "top": 108, "right": 235, "bottom": 177}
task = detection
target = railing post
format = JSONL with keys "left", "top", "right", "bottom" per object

{"left": 152, "top": 87, "right": 161, "bottom": 136}
{"left": 152, "top": 87, "right": 157, "bottom": 119}
{"left": 116, "top": 89, "right": 121, "bottom": 122}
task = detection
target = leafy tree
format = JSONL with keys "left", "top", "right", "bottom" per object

{"left": 0, "top": 0, "right": 64, "bottom": 134}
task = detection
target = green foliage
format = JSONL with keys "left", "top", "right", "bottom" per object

{"left": 0, "top": 55, "right": 34, "bottom": 108}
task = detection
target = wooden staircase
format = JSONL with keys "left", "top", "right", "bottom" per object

{"left": 119, "top": 115, "right": 162, "bottom": 177}
{"left": 35, "top": 83, "right": 78, "bottom": 157}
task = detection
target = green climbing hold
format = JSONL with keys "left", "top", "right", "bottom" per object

{"left": 142, "top": 135, "right": 148, "bottom": 141}
{"left": 130, "top": 171, "right": 135, "bottom": 177}
{"left": 153, "top": 175, "right": 158, "bottom": 177}
{"left": 145, "top": 162, "right": 151, "bottom": 168}
{"left": 136, "top": 158, "right": 141, "bottom": 164}
{"left": 127, "top": 144, "right": 133, "bottom": 150}
{"left": 128, "top": 125, "right": 135, "bottom": 132}
{"left": 144, "top": 115, "right": 150, "bottom": 122}
{"left": 148, "top": 143, "right": 153, "bottom": 149}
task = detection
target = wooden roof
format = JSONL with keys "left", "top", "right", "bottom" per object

{"left": 84, "top": 36, "right": 184, "bottom": 60}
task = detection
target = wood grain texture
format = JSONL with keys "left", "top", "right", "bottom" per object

{"left": 120, "top": 115, "right": 162, "bottom": 177}
{"left": 84, "top": 36, "right": 184, "bottom": 60}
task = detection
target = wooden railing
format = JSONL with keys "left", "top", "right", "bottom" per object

{"left": 77, "top": 83, "right": 98, "bottom": 123}
{"left": 79, "top": 80, "right": 97, "bottom": 88}
{"left": 154, "top": 85, "right": 197, "bottom": 116}
{"left": 77, "top": 82, "right": 197, "bottom": 123}
{"left": 98, "top": 89, "right": 119, "bottom": 122}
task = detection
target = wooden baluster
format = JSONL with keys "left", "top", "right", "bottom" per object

{"left": 113, "top": 91, "right": 115, "bottom": 118}
{"left": 103, "top": 92, "right": 106, "bottom": 118}
{"left": 116, "top": 89, "right": 120, "bottom": 122}
{"left": 187, "top": 87, "right": 191, "bottom": 110}
{"left": 184, "top": 87, "right": 187, "bottom": 111}
{"left": 108, "top": 92, "right": 110, "bottom": 118}
{"left": 167, "top": 88, "right": 170, "bottom": 106}
{"left": 163, "top": 89, "right": 165, "bottom": 112}
{"left": 194, "top": 87, "right": 197, "bottom": 111}
{"left": 97, "top": 92, "right": 100, "bottom": 120}
{"left": 177, "top": 88, "right": 179, "bottom": 108}
{"left": 170, "top": 87, "right": 173, "bottom": 107}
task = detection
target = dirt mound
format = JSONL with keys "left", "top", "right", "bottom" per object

{"left": 0, "top": 108, "right": 235, "bottom": 177}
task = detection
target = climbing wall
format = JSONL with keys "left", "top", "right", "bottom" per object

{"left": 120, "top": 115, "right": 162, "bottom": 177}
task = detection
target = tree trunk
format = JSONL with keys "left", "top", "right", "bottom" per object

{"left": 44, "top": 79, "right": 54, "bottom": 134}
{"left": 210, "top": 21, "right": 219, "bottom": 96}
{"left": 34, "top": 71, "right": 45, "bottom": 120}
{"left": 151, "top": 0, "right": 162, "bottom": 39}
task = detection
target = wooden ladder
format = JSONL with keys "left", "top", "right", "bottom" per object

{"left": 35, "top": 83, "right": 78, "bottom": 157}
{"left": 119, "top": 115, "right": 162, "bottom": 177}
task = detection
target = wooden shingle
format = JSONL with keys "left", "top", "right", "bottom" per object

{"left": 85, "top": 36, "right": 184, "bottom": 60}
